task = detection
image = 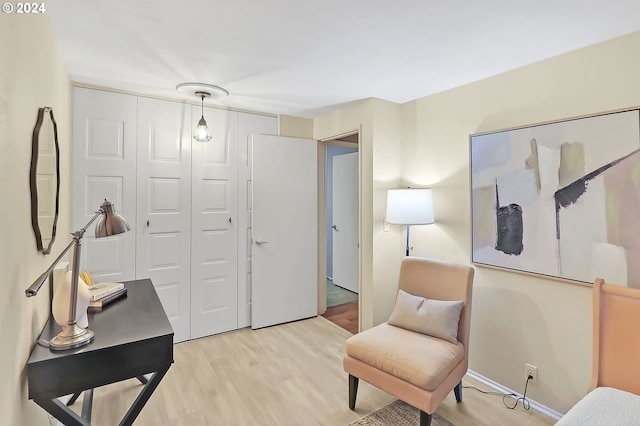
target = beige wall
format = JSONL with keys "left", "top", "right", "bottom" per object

{"left": 314, "top": 98, "right": 404, "bottom": 329}
{"left": 279, "top": 115, "right": 314, "bottom": 139}
{"left": 405, "top": 31, "right": 640, "bottom": 414}
{"left": 314, "top": 31, "right": 640, "bottom": 415}
{"left": 0, "top": 14, "right": 72, "bottom": 424}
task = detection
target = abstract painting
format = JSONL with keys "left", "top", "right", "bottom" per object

{"left": 470, "top": 109, "right": 640, "bottom": 287}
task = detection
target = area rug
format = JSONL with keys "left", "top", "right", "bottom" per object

{"left": 347, "top": 400, "right": 454, "bottom": 426}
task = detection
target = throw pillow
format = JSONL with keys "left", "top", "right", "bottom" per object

{"left": 388, "top": 289, "right": 464, "bottom": 344}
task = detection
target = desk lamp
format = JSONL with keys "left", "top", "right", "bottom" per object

{"left": 25, "top": 199, "right": 130, "bottom": 350}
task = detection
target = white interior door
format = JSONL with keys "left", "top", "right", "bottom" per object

{"left": 332, "top": 152, "right": 359, "bottom": 293}
{"left": 252, "top": 135, "right": 318, "bottom": 329}
{"left": 191, "top": 106, "right": 239, "bottom": 339}
{"left": 72, "top": 88, "right": 137, "bottom": 282}
{"left": 136, "top": 97, "right": 191, "bottom": 343}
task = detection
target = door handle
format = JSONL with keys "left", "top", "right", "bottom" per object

{"left": 332, "top": 225, "right": 339, "bottom": 231}
{"left": 255, "top": 239, "right": 269, "bottom": 245}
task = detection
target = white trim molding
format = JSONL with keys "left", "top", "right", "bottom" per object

{"left": 466, "top": 369, "right": 563, "bottom": 421}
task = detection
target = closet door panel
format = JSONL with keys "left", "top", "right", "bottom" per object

{"left": 73, "top": 88, "right": 137, "bottom": 282}
{"left": 137, "top": 97, "right": 192, "bottom": 343}
{"left": 191, "top": 106, "right": 239, "bottom": 339}
{"left": 237, "top": 112, "right": 277, "bottom": 328}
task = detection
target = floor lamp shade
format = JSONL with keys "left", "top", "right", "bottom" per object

{"left": 386, "top": 189, "right": 434, "bottom": 225}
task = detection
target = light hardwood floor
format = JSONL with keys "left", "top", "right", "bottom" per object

{"left": 78, "top": 317, "right": 556, "bottom": 425}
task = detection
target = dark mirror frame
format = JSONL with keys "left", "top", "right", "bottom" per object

{"left": 30, "top": 107, "right": 61, "bottom": 255}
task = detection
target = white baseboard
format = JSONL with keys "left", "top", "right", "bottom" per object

{"left": 466, "top": 369, "right": 563, "bottom": 421}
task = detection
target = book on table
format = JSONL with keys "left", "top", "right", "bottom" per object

{"left": 87, "top": 282, "right": 125, "bottom": 301}
{"left": 88, "top": 288, "right": 127, "bottom": 312}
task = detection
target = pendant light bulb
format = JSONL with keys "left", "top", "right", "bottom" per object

{"left": 193, "top": 91, "right": 212, "bottom": 143}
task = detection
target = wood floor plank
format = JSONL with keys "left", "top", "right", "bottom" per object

{"left": 79, "top": 316, "right": 555, "bottom": 425}
{"left": 322, "top": 301, "right": 358, "bottom": 334}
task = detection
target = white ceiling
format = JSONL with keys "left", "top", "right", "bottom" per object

{"left": 47, "top": 0, "right": 640, "bottom": 118}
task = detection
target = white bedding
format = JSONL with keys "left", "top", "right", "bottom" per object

{"left": 556, "top": 387, "right": 640, "bottom": 426}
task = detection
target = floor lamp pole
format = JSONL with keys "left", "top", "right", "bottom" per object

{"left": 405, "top": 225, "right": 411, "bottom": 256}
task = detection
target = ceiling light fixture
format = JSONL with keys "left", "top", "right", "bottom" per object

{"left": 175, "top": 82, "right": 230, "bottom": 144}
{"left": 193, "top": 91, "right": 212, "bottom": 143}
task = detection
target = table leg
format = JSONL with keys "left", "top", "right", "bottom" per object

{"left": 33, "top": 397, "right": 90, "bottom": 426}
{"left": 67, "top": 392, "right": 82, "bottom": 406}
{"left": 81, "top": 388, "right": 94, "bottom": 422}
{"left": 119, "top": 365, "right": 171, "bottom": 426}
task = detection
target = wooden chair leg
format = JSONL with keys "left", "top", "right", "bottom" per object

{"left": 454, "top": 380, "right": 463, "bottom": 402}
{"left": 420, "top": 410, "right": 432, "bottom": 426}
{"left": 348, "top": 374, "right": 359, "bottom": 410}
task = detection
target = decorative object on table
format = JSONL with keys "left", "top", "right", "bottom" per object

{"left": 470, "top": 108, "right": 640, "bottom": 286}
{"left": 52, "top": 271, "right": 90, "bottom": 329}
{"left": 80, "top": 270, "right": 95, "bottom": 286}
{"left": 25, "top": 199, "right": 130, "bottom": 351}
{"left": 347, "top": 400, "right": 454, "bottom": 426}
{"left": 87, "top": 287, "right": 128, "bottom": 312}
{"left": 385, "top": 188, "right": 434, "bottom": 256}
{"left": 86, "top": 281, "right": 125, "bottom": 301}
{"left": 30, "top": 106, "right": 61, "bottom": 255}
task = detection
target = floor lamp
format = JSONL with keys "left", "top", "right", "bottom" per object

{"left": 385, "top": 188, "right": 434, "bottom": 256}
{"left": 25, "top": 199, "right": 130, "bottom": 351}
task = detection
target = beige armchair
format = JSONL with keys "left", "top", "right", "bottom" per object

{"left": 343, "top": 257, "right": 474, "bottom": 426}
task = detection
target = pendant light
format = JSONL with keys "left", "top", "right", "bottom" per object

{"left": 176, "top": 83, "right": 229, "bottom": 143}
{"left": 193, "top": 91, "right": 212, "bottom": 142}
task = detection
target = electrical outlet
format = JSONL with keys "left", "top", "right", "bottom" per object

{"left": 525, "top": 363, "right": 538, "bottom": 384}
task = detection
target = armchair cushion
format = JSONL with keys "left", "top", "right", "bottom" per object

{"left": 346, "top": 322, "right": 464, "bottom": 391}
{"left": 388, "top": 289, "right": 464, "bottom": 344}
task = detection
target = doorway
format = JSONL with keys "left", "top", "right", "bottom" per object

{"left": 322, "top": 134, "right": 359, "bottom": 334}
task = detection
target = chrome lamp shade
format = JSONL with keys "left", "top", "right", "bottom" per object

{"left": 95, "top": 199, "right": 131, "bottom": 237}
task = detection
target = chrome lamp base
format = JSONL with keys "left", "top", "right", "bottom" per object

{"left": 49, "top": 324, "right": 94, "bottom": 351}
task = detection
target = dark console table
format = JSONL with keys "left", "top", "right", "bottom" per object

{"left": 27, "top": 279, "right": 174, "bottom": 425}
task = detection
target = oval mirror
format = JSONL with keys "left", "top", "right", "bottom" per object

{"left": 30, "top": 107, "right": 60, "bottom": 255}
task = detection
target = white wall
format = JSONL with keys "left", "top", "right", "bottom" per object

{"left": 0, "top": 14, "right": 72, "bottom": 425}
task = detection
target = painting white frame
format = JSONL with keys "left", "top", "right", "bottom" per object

{"left": 470, "top": 108, "right": 640, "bottom": 286}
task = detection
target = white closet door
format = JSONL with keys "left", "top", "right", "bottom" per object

{"left": 72, "top": 88, "right": 137, "bottom": 282}
{"left": 136, "top": 97, "right": 192, "bottom": 343}
{"left": 191, "top": 106, "right": 239, "bottom": 339}
{"left": 237, "top": 112, "right": 277, "bottom": 328}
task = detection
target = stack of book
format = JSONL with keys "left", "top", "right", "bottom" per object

{"left": 82, "top": 272, "right": 127, "bottom": 312}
